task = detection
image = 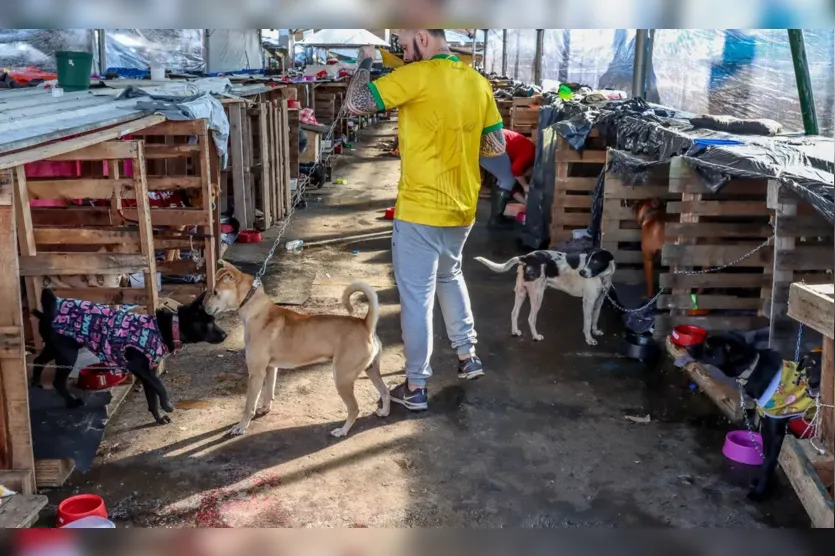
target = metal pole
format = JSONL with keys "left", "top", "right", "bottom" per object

{"left": 501, "top": 29, "right": 508, "bottom": 76}
{"left": 96, "top": 29, "right": 106, "bottom": 74}
{"left": 632, "top": 29, "right": 649, "bottom": 98}
{"left": 534, "top": 29, "right": 544, "bottom": 87}
{"left": 472, "top": 29, "right": 477, "bottom": 68}
{"left": 483, "top": 29, "right": 489, "bottom": 72}
{"left": 788, "top": 29, "right": 820, "bottom": 135}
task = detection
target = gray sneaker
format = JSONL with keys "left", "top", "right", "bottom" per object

{"left": 457, "top": 356, "right": 484, "bottom": 380}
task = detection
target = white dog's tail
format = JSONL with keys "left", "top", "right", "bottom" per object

{"left": 342, "top": 282, "right": 380, "bottom": 334}
{"left": 474, "top": 256, "right": 521, "bottom": 273}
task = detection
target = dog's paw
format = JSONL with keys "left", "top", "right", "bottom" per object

{"left": 585, "top": 337, "right": 599, "bottom": 346}
{"left": 512, "top": 329, "right": 522, "bottom": 337}
{"left": 330, "top": 427, "right": 348, "bottom": 438}
{"left": 255, "top": 407, "right": 271, "bottom": 418}
{"left": 376, "top": 406, "right": 391, "bottom": 418}
{"left": 593, "top": 329, "right": 604, "bottom": 337}
{"left": 532, "top": 334, "right": 544, "bottom": 341}
{"left": 162, "top": 401, "right": 174, "bottom": 413}
{"left": 67, "top": 398, "right": 85, "bottom": 408}
{"left": 156, "top": 415, "right": 172, "bottom": 425}
{"left": 228, "top": 424, "right": 248, "bottom": 436}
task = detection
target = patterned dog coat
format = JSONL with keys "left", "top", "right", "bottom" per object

{"left": 52, "top": 297, "right": 169, "bottom": 370}
{"left": 756, "top": 360, "right": 816, "bottom": 419}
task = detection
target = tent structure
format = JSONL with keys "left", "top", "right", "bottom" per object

{"left": 298, "top": 29, "right": 388, "bottom": 48}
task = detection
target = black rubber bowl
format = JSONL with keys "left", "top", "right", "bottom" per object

{"left": 620, "top": 331, "right": 658, "bottom": 361}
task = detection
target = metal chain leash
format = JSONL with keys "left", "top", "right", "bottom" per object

{"left": 604, "top": 233, "right": 775, "bottom": 314}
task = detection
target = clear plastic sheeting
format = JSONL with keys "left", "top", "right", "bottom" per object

{"left": 104, "top": 29, "right": 204, "bottom": 72}
{"left": 206, "top": 29, "right": 262, "bottom": 73}
{"left": 0, "top": 29, "right": 94, "bottom": 71}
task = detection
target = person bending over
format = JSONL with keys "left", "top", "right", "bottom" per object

{"left": 479, "top": 128, "right": 535, "bottom": 229}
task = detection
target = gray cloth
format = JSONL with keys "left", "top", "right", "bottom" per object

{"left": 690, "top": 114, "right": 783, "bottom": 136}
{"left": 479, "top": 153, "right": 515, "bottom": 191}
{"left": 392, "top": 220, "right": 477, "bottom": 388}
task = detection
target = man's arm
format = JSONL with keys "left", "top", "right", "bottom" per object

{"left": 345, "top": 57, "right": 381, "bottom": 115}
{"left": 480, "top": 128, "right": 506, "bottom": 157}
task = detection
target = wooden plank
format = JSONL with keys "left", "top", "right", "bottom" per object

{"left": 281, "top": 100, "right": 293, "bottom": 214}
{"left": 788, "top": 282, "right": 835, "bottom": 339}
{"left": 157, "top": 260, "right": 205, "bottom": 276}
{"left": 130, "top": 119, "right": 206, "bottom": 136}
{"left": 556, "top": 146, "right": 607, "bottom": 164}
{"left": 0, "top": 470, "right": 34, "bottom": 494}
{"left": 666, "top": 338, "right": 743, "bottom": 422}
{"left": 603, "top": 182, "right": 675, "bottom": 200}
{"left": 657, "top": 294, "right": 763, "bottom": 311}
{"left": 52, "top": 284, "right": 204, "bottom": 306}
{"left": 775, "top": 246, "right": 834, "bottom": 272}
{"left": 47, "top": 141, "right": 138, "bottom": 162}
{"left": 34, "top": 458, "right": 75, "bottom": 488}
{"left": 242, "top": 108, "right": 256, "bottom": 226}
{"left": 31, "top": 207, "right": 111, "bottom": 227}
{"left": 12, "top": 167, "right": 43, "bottom": 352}
{"left": 556, "top": 177, "right": 600, "bottom": 192}
{"left": 229, "top": 104, "right": 249, "bottom": 227}
{"left": 19, "top": 253, "right": 149, "bottom": 276}
{"left": 554, "top": 194, "right": 593, "bottom": 209}
{"left": 143, "top": 144, "right": 202, "bottom": 159}
{"left": 665, "top": 222, "right": 773, "bottom": 239}
{"left": 197, "top": 127, "right": 217, "bottom": 294}
{"left": 769, "top": 180, "right": 799, "bottom": 359}
{"left": 27, "top": 178, "right": 134, "bottom": 200}
{"left": 668, "top": 177, "right": 767, "bottom": 195}
{"left": 0, "top": 494, "right": 48, "bottom": 528}
{"left": 131, "top": 144, "right": 159, "bottom": 317}
{"left": 778, "top": 215, "right": 834, "bottom": 238}
{"left": 660, "top": 272, "right": 770, "bottom": 289}
{"left": 666, "top": 200, "right": 771, "bottom": 216}
{"left": 121, "top": 208, "right": 210, "bottom": 226}
{"left": 0, "top": 170, "right": 36, "bottom": 489}
{"left": 778, "top": 435, "right": 834, "bottom": 528}
{"left": 0, "top": 115, "right": 165, "bottom": 171}
{"left": 147, "top": 176, "right": 203, "bottom": 190}
{"left": 258, "top": 102, "right": 272, "bottom": 228}
{"left": 662, "top": 244, "right": 773, "bottom": 267}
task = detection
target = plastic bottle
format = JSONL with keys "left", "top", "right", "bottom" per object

{"left": 285, "top": 239, "right": 304, "bottom": 253}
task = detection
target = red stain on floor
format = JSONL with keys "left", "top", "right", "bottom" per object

{"left": 192, "top": 474, "right": 285, "bottom": 527}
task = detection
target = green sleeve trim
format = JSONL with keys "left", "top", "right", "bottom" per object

{"left": 482, "top": 121, "right": 504, "bottom": 135}
{"left": 367, "top": 82, "right": 386, "bottom": 111}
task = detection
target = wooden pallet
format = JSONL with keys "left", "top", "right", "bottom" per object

{"left": 601, "top": 153, "right": 680, "bottom": 286}
{"left": 511, "top": 106, "right": 539, "bottom": 140}
{"left": 779, "top": 436, "right": 834, "bottom": 528}
{"left": 496, "top": 99, "right": 512, "bottom": 129}
{"left": 655, "top": 159, "right": 773, "bottom": 337}
{"left": 549, "top": 130, "right": 605, "bottom": 246}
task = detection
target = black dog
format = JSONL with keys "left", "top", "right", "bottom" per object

{"left": 31, "top": 289, "right": 227, "bottom": 425}
{"left": 690, "top": 332, "right": 822, "bottom": 501}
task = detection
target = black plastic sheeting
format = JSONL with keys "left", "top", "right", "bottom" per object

{"left": 523, "top": 97, "right": 834, "bottom": 248}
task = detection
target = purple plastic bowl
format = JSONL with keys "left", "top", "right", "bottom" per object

{"left": 722, "top": 430, "right": 764, "bottom": 466}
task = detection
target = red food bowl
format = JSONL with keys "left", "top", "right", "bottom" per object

{"left": 57, "top": 494, "right": 107, "bottom": 527}
{"left": 237, "top": 229, "right": 262, "bottom": 243}
{"left": 77, "top": 366, "right": 128, "bottom": 391}
{"left": 788, "top": 417, "right": 816, "bottom": 439}
{"left": 670, "top": 325, "right": 707, "bottom": 347}
{"left": 288, "top": 99, "right": 301, "bottom": 109}
{"left": 384, "top": 207, "right": 395, "bottom": 220}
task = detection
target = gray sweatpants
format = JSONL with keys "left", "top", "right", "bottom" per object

{"left": 479, "top": 152, "right": 515, "bottom": 191}
{"left": 392, "top": 219, "right": 477, "bottom": 388}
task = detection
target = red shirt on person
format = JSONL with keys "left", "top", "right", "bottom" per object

{"left": 503, "top": 129, "right": 536, "bottom": 177}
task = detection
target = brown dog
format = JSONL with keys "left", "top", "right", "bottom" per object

{"left": 204, "top": 261, "right": 389, "bottom": 438}
{"left": 634, "top": 198, "right": 666, "bottom": 299}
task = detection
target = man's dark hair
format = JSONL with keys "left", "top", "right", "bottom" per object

{"left": 427, "top": 29, "right": 447, "bottom": 39}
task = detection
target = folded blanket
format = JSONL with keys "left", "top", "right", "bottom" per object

{"left": 690, "top": 114, "right": 783, "bottom": 136}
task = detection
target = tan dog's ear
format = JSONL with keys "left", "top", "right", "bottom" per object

{"left": 216, "top": 268, "right": 239, "bottom": 284}
{"left": 219, "top": 259, "right": 234, "bottom": 269}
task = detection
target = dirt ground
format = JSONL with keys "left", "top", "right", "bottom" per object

{"left": 43, "top": 122, "right": 809, "bottom": 528}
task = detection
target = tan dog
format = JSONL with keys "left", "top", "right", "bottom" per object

{"left": 204, "top": 261, "right": 389, "bottom": 438}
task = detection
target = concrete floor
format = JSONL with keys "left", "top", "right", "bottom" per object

{"left": 44, "top": 122, "right": 808, "bottom": 528}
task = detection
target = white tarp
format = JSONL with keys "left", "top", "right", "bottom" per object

{"left": 299, "top": 29, "right": 388, "bottom": 48}
{"left": 206, "top": 29, "right": 262, "bottom": 73}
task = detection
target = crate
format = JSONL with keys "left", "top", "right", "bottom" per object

{"left": 549, "top": 129, "right": 606, "bottom": 246}
{"left": 496, "top": 99, "right": 512, "bottom": 129}
{"left": 511, "top": 106, "right": 540, "bottom": 140}
{"left": 600, "top": 151, "right": 680, "bottom": 286}
{"left": 655, "top": 158, "right": 774, "bottom": 337}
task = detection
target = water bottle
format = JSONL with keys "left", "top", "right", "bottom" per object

{"left": 285, "top": 239, "right": 304, "bottom": 253}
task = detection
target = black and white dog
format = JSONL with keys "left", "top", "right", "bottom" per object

{"left": 475, "top": 249, "right": 616, "bottom": 345}
{"left": 689, "top": 332, "right": 823, "bottom": 501}
{"left": 31, "top": 289, "right": 227, "bottom": 425}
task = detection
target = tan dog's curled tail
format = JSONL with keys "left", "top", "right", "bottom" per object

{"left": 342, "top": 282, "right": 379, "bottom": 334}
{"left": 474, "top": 256, "right": 521, "bottom": 273}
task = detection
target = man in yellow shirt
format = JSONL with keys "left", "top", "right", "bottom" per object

{"left": 346, "top": 29, "right": 506, "bottom": 411}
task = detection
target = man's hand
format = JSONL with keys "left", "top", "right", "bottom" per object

{"left": 357, "top": 46, "right": 377, "bottom": 63}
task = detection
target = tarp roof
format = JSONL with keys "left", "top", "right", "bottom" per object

{"left": 298, "top": 29, "right": 388, "bottom": 48}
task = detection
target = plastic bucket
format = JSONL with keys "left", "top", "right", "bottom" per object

{"left": 61, "top": 516, "right": 115, "bottom": 528}
{"left": 57, "top": 494, "right": 107, "bottom": 526}
{"left": 55, "top": 51, "right": 93, "bottom": 92}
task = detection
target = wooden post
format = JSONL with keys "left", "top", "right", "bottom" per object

{"left": 131, "top": 143, "right": 159, "bottom": 317}
{"left": 0, "top": 168, "right": 36, "bottom": 492}
{"left": 228, "top": 103, "right": 249, "bottom": 228}
{"left": 12, "top": 167, "right": 42, "bottom": 350}
{"left": 280, "top": 100, "right": 293, "bottom": 216}
{"left": 258, "top": 103, "right": 272, "bottom": 228}
{"left": 197, "top": 121, "right": 217, "bottom": 293}
{"left": 242, "top": 106, "right": 256, "bottom": 226}
{"left": 767, "top": 180, "right": 798, "bottom": 359}
{"left": 669, "top": 158, "right": 700, "bottom": 317}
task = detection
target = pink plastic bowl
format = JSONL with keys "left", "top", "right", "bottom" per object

{"left": 722, "top": 430, "right": 764, "bottom": 466}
